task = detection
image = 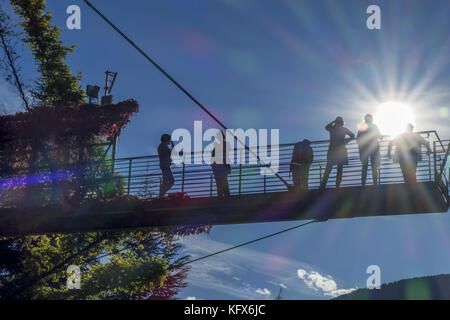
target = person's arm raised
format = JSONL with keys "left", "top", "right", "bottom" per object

{"left": 325, "top": 121, "right": 334, "bottom": 131}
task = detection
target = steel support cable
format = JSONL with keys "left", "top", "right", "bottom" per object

{"left": 83, "top": 0, "right": 292, "bottom": 189}
{"left": 86, "top": 219, "right": 323, "bottom": 268}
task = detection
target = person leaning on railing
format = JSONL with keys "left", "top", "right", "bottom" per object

{"left": 320, "top": 117, "right": 355, "bottom": 189}
{"left": 387, "top": 123, "right": 431, "bottom": 185}
{"left": 290, "top": 139, "right": 314, "bottom": 192}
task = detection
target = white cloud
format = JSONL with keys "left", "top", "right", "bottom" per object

{"left": 297, "top": 269, "right": 356, "bottom": 298}
{"left": 255, "top": 288, "right": 271, "bottom": 296}
{"left": 185, "top": 296, "right": 197, "bottom": 300}
{"left": 178, "top": 234, "right": 357, "bottom": 300}
{"left": 179, "top": 234, "right": 315, "bottom": 299}
{"left": 268, "top": 281, "right": 287, "bottom": 289}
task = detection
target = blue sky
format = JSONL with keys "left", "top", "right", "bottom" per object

{"left": 1, "top": 0, "right": 450, "bottom": 299}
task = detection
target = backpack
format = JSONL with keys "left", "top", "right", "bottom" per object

{"left": 291, "top": 142, "right": 313, "bottom": 171}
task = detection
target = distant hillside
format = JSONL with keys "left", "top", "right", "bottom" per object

{"left": 336, "top": 274, "right": 450, "bottom": 300}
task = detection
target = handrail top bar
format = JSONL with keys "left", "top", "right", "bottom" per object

{"left": 113, "top": 130, "right": 447, "bottom": 162}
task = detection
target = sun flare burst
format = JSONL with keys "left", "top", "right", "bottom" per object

{"left": 374, "top": 101, "right": 415, "bottom": 137}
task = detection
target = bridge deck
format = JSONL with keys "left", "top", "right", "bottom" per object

{"left": 0, "top": 131, "right": 448, "bottom": 236}
{"left": 0, "top": 181, "right": 448, "bottom": 236}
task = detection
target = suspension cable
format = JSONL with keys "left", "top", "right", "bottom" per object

{"left": 86, "top": 219, "right": 322, "bottom": 268}
{"left": 175, "top": 219, "right": 319, "bottom": 269}
{"left": 82, "top": 0, "right": 292, "bottom": 189}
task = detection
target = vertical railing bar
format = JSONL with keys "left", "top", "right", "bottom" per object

{"left": 264, "top": 174, "right": 267, "bottom": 194}
{"left": 433, "top": 141, "right": 437, "bottom": 183}
{"left": 210, "top": 173, "right": 213, "bottom": 198}
{"left": 319, "top": 165, "right": 322, "bottom": 184}
{"left": 181, "top": 162, "right": 185, "bottom": 193}
{"left": 127, "top": 159, "right": 132, "bottom": 195}
{"left": 238, "top": 164, "right": 242, "bottom": 195}
{"left": 427, "top": 133, "right": 431, "bottom": 181}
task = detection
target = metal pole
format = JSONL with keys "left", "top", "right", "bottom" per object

{"left": 210, "top": 173, "right": 213, "bottom": 198}
{"left": 433, "top": 141, "right": 437, "bottom": 182}
{"left": 238, "top": 164, "right": 242, "bottom": 195}
{"left": 264, "top": 174, "right": 267, "bottom": 194}
{"left": 127, "top": 159, "right": 132, "bottom": 195}
{"left": 181, "top": 163, "right": 185, "bottom": 193}
{"left": 111, "top": 135, "right": 117, "bottom": 174}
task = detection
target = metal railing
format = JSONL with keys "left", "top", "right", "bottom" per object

{"left": 112, "top": 131, "right": 449, "bottom": 201}
{"left": 0, "top": 131, "right": 448, "bottom": 206}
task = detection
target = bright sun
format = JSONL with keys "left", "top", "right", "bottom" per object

{"left": 374, "top": 101, "right": 415, "bottom": 137}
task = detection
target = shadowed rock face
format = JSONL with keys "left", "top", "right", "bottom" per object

{"left": 335, "top": 274, "right": 450, "bottom": 300}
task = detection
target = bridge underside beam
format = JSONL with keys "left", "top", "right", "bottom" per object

{"left": 0, "top": 182, "right": 447, "bottom": 236}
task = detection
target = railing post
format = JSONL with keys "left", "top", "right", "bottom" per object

{"left": 264, "top": 174, "right": 267, "bottom": 194}
{"left": 210, "top": 173, "right": 213, "bottom": 198}
{"left": 111, "top": 135, "right": 117, "bottom": 174}
{"left": 238, "top": 164, "right": 242, "bottom": 195}
{"left": 447, "top": 168, "right": 449, "bottom": 202}
{"left": 319, "top": 165, "right": 322, "bottom": 183}
{"left": 181, "top": 163, "right": 185, "bottom": 193}
{"left": 127, "top": 159, "right": 132, "bottom": 195}
{"left": 433, "top": 141, "right": 437, "bottom": 182}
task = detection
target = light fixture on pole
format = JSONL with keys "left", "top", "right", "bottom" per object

{"left": 86, "top": 85, "right": 100, "bottom": 104}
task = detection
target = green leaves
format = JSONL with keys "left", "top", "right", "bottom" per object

{"left": 11, "top": 0, "right": 85, "bottom": 106}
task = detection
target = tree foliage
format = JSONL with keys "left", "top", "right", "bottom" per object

{"left": 0, "top": 7, "right": 30, "bottom": 110}
{"left": 10, "top": 0, "right": 85, "bottom": 106}
{"left": 0, "top": 0, "right": 209, "bottom": 300}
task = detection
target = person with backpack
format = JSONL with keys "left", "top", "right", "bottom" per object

{"left": 290, "top": 139, "right": 314, "bottom": 192}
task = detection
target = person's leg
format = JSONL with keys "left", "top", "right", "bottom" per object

{"left": 336, "top": 165, "right": 343, "bottom": 188}
{"left": 292, "top": 169, "right": 300, "bottom": 190}
{"left": 399, "top": 159, "right": 410, "bottom": 185}
{"left": 167, "top": 169, "right": 174, "bottom": 190}
{"left": 216, "top": 180, "right": 224, "bottom": 197}
{"left": 159, "top": 168, "right": 174, "bottom": 197}
{"left": 159, "top": 171, "right": 166, "bottom": 197}
{"left": 410, "top": 161, "right": 418, "bottom": 184}
{"left": 320, "top": 163, "right": 333, "bottom": 189}
{"left": 300, "top": 165, "right": 309, "bottom": 191}
{"left": 361, "top": 158, "right": 368, "bottom": 186}
{"left": 223, "top": 175, "right": 231, "bottom": 197}
{"left": 371, "top": 165, "right": 378, "bottom": 185}
{"left": 213, "top": 170, "right": 223, "bottom": 197}
{"left": 371, "top": 150, "right": 380, "bottom": 185}
{"left": 371, "top": 160, "right": 379, "bottom": 185}
{"left": 216, "top": 167, "right": 230, "bottom": 198}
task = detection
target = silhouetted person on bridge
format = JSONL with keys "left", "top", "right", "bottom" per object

{"left": 158, "top": 133, "right": 175, "bottom": 197}
{"left": 387, "top": 123, "right": 431, "bottom": 185}
{"left": 290, "top": 139, "right": 314, "bottom": 192}
{"left": 320, "top": 117, "right": 355, "bottom": 189}
{"left": 357, "top": 114, "right": 382, "bottom": 186}
{"left": 211, "top": 131, "right": 231, "bottom": 198}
